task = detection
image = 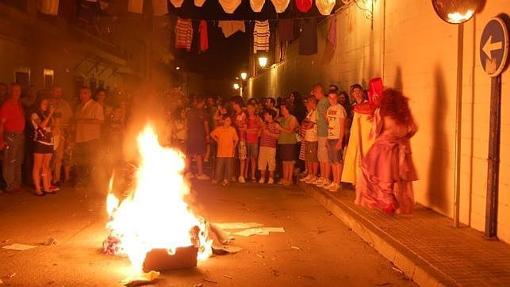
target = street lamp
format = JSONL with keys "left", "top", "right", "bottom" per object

{"left": 233, "top": 83, "right": 240, "bottom": 90}
{"left": 431, "top": 0, "right": 481, "bottom": 228}
{"left": 258, "top": 56, "right": 268, "bottom": 69}
{"left": 240, "top": 72, "right": 248, "bottom": 80}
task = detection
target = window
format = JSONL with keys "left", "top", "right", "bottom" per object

{"left": 43, "top": 69, "right": 55, "bottom": 88}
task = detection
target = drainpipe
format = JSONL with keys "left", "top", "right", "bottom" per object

{"left": 453, "top": 23, "right": 464, "bottom": 228}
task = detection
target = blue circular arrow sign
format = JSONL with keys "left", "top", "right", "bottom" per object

{"left": 480, "top": 17, "right": 509, "bottom": 77}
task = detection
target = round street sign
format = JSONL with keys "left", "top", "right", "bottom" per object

{"left": 480, "top": 17, "right": 509, "bottom": 77}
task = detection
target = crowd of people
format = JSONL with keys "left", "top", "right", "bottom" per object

{"left": 172, "top": 80, "right": 418, "bottom": 215}
{"left": 0, "top": 82, "right": 127, "bottom": 196}
{"left": 0, "top": 78, "right": 418, "bottom": 216}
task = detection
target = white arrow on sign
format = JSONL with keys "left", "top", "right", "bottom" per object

{"left": 482, "top": 35, "right": 503, "bottom": 58}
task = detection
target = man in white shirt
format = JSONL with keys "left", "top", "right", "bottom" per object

{"left": 73, "top": 87, "right": 104, "bottom": 185}
{"left": 325, "top": 91, "right": 346, "bottom": 192}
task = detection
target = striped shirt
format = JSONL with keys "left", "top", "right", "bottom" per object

{"left": 175, "top": 18, "right": 193, "bottom": 51}
{"left": 259, "top": 122, "right": 280, "bottom": 148}
{"left": 253, "top": 20, "right": 270, "bottom": 53}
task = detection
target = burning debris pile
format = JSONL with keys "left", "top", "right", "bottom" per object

{"left": 102, "top": 125, "right": 213, "bottom": 275}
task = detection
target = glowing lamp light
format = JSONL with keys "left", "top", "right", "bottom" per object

{"left": 432, "top": 0, "right": 480, "bottom": 24}
{"left": 447, "top": 10, "right": 474, "bottom": 24}
{"left": 258, "top": 56, "right": 268, "bottom": 68}
{"left": 233, "top": 83, "right": 240, "bottom": 90}
{"left": 240, "top": 72, "right": 248, "bottom": 80}
{"left": 175, "top": 66, "right": 181, "bottom": 70}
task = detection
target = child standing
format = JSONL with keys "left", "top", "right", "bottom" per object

{"left": 245, "top": 102, "right": 263, "bottom": 182}
{"left": 325, "top": 91, "right": 346, "bottom": 192}
{"left": 300, "top": 95, "right": 319, "bottom": 184}
{"left": 232, "top": 99, "right": 247, "bottom": 183}
{"left": 258, "top": 109, "right": 281, "bottom": 184}
{"left": 210, "top": 116, "right": 239, "bottom": 186}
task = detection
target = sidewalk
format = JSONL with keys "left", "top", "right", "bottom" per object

{"left": 299, "top": 183, "right": 510, "bottom": 287}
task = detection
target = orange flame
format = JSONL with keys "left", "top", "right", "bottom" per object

{"left": 106, "top": 125, "right": 212, "bottom": 274}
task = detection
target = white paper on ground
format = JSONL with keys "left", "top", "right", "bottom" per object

{"left": 233, "top": 227, "right": 285, "bottom": 237}
{"left": 215, "top": 222, "right": 264, "bottom": 230}
{"left": 2, "top": 244, "right": 37, "bottom": 251}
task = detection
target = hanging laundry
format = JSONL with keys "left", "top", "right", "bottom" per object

{"left": 316, "top": 0, "right": 336, "bottom": 15}
{"left": 199, "top": 20, "right": 209, "bottom": 53}
{"left": 278, "top": 19, "right": 294, "bottom": 42}
{"left": 128, "top": 0, "right": 144, "bottom": 13}
{"left": 250, "top": 0, "right": 265, "bottom": 12}
{"left": 299, "top": 18, "right": 317, "bottom": 55}
{"left": 218, "top": 21, "right": 246, "bottom": 38}
{"left": 195, "top": 0, "right": 207, "bottom": 7}
{"left": 253, "top": 20, "right": 270, "bottom": 53}
{"left": 152, "top": 0, "right": 168, "bottom": 16}
{"left": 327, "top": 16, "right": 337, "bottom": 49}
{"left": 295, "top": 0, "right": 312, "bottom": 13}
{"left": 270, "top": 0, "right": 290, "bottom": 13}
{"left": 39, "top": 0, "right": 59, "bottom": 15}
{"left": 170, "top": 0, "right": 185, "bottom": 8}
{"left": 175, "top": 18, "right": 193, "bottom": 51}
{"left": 219, "top": 0, "right": 242, "bottom": 14}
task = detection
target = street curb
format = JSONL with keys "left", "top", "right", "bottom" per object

{"left": 300, "top": 183, "right": 458, "bottom": 287}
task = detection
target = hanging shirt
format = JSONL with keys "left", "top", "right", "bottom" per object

{"left": 295, "top": 0, "right": 312, "bottom": 13}
{"left": 218, "top": 21, "right": 246, "bottom": 38}
{"left": 278, "top": 19, "right": 295, "bottom": 42}
{"left": 169, "top": 0, "right": 184, "bottom": 8}
{"left": 299, "top": 18, "right": 317, "bottom": 55}
{"left": 175, "top": 18, "right": 193, "bottom": 51}
{"left": 254, "top": 20, "right": 270, "bottom": 53}
{"left": 128, "top": 0, "right": 143, "bottom": 13}
{"left": 270, "top": 0, "right": 290, "bottom": 13}
{"left": 328, "top": 16, "right": 337, "bottom": 48}
{"left": 195, "top": 0, "right": 206, "bottom": 7}
{"left": 316, "top": 0, "right": 335, "bottom": 15}
{"left": 250, "top": 0, "right": 265, "bottom": 12}
{"left": 152, "top": 0, "right": 167, "bottom": 16}
{"left": 199, "top": 20, "right": 209, "bottom": 52}
{"left": 39, "top": 0, "right": 60, "bottom": 15}
{"left": 219, "top": 0, "right": 242, "bottom": 14}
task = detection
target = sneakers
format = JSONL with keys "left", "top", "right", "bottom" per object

{"left": 327, "top": 183, "right": 340, "bottom": 192}
{"left": 299, "top": 175, "right": 310, "bottom": 182}
{"left": 267, "top": 178, "right": 274, "bottom": 184}
{"left": 196, "top": 174, "right": 210, "bottom": 180}
{"left": 238, "top": 176, "right": 246, "bottom": 184}
{"left": 258, "top": 177, "right": 265, "bottom": 184}
{"left": 305, "top": 176, "right": 317, "bottom": 184}
{"left": 313, "top": 177, "right": 324, "bottom": 186}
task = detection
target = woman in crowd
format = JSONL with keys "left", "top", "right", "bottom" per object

{"left": 31, "top": 96, "right": 56, "bottom": 196}
{"left": 277, "top": 102, "right": 298, "bottom": 185}
{"left": 231, "top": 97, "right": 248, "bottom": 183}
{"left": 356, "top": 89, "right": 417, "bottom": 215}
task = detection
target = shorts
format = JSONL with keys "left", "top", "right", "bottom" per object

{"left": 258, "top": 146, "right": 276, "bottom": 171}
{"left": 33, "top": 142, "right": 54, "bottom": 154}
{"left": 304, "top": 141, "right": 318, "bottom": 162}
{"left": 317, "top": 137, "right": 329, "bottom": 163}
{"left": 237, "top": 141, "right": 247, "bottom": 160}
{"left": 246, "top": 143, "right": 258, "bottom": 158}
{"left": 278, "top": 144, "right": 296, "bottom": 162}
{"left": 327, "top": 139, "right": 343, "bottom": 164}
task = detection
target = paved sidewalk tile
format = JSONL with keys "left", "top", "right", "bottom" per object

{"left": 300, "top": 183, "right": 510, "bottom": 287}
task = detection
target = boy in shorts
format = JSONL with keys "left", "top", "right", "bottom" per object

{"left": 245, "top": 102, "right": 263, "bottom": 182}
{"left": 325, "top": 91, "right": 346, "bottom": 192}
{"left": 258, "top": 109, "right": 280, "bottom": 184}
{"left": 300, "top": 95, "right": 319, "bottom": 184}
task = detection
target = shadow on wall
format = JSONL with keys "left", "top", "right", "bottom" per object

{"left": 425, "top": 64, "right": 450, "bottom": 213}
{"left": 394, "top": 66, "right": 403, "bottom": 91}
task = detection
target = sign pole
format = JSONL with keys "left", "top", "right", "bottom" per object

{"left": 453, "top": 23, "right": 464, "bottom": 228}
{"left": 485, "top": 75, "right": 502, "bottom": 238}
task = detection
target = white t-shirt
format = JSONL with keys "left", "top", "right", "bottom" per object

{"left": 304, "top": 109, "right": 318, "bottom": 142}
{"left": 327, "top": 104, "right": 347, "bottom": 139}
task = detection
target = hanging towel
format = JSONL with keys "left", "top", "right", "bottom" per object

{"left": 39, "top": 0, "right": 59, "bottom": 15}
{"left": 170, "top": 0, "right": 185, "bottom": 8}
{"left": 253, "top": 20, "right": 270, "bottom": 53}
{"left": 175, "top": 18, "right": 193, "bottom": 51}
{"left": 218, "top": 21, "right": 246, "bottom": 38}
{"left": 199, "top": 20, "right": 209, "bottom": 52}
{"left": 278, "top": 19, "right": 294, "bottom": 42}
{"left": 152, "top": 0, "right": 168, "bottom": 16}
{"left": 270, "top": 0, "right": 290, "bottom": 13}
{"left": 295, "top": 0, "right": 312, "bottom": 13}
{"left": 316, "top": 0, "right": 335, "bottom": 15}
{"left": 299, "top": 18, "right": 317, "bottom": 55}
{"left": 250, "top": 0, "right": 265, "bottom": 12}
{"left": 128, "top": 0, "right": 144, "bottom": 13}
{"left": 219, "top": 0, "right": 242, "bottom": 14}
{"left": 195, "top": 0, "right": 207, "bottom": 7}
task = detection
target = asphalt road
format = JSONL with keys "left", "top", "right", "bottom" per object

{"left": 0, "top": 180, "right": 415, "bottom": 287}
